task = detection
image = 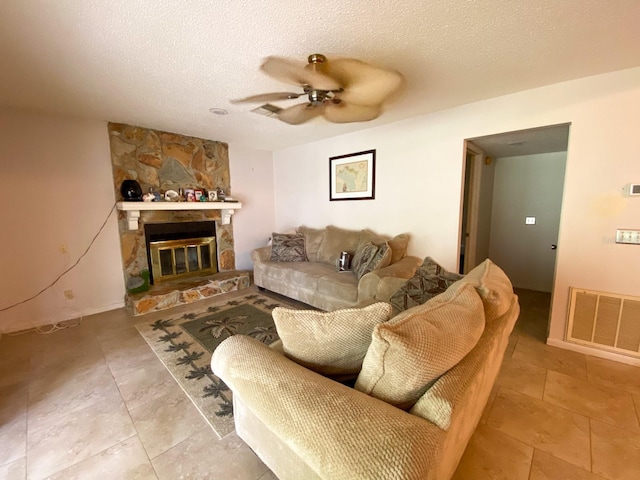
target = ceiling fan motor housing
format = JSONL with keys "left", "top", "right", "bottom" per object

{"left": 308, "top": 53, "right": 327, "bottom": 64}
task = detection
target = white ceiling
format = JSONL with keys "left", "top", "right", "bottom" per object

{"left": 1, "top": 1, "right": 638, "bottom": 152}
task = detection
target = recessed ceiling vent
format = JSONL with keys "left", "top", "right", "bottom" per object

{"left": 251, "top": 104, "right": 283, "bottom": 117}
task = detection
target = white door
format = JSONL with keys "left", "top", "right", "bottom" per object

{"left": 488, "top": 152, "right": 566, "bottom": 292}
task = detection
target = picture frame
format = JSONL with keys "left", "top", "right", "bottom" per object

{"left": 329, "top": 149, "right": 376, "bottom": 201}
{"left": 194, "top": 189, "right": 204, "bottom": 201}
{"left": 208, "top": 190, "right": 218, "bottom": 202}
{"left": 184, "top": 188, "right": 195, "bottom": 202}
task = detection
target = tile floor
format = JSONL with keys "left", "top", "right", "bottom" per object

{"left": 0, "top": 287, "right": 639, "bottom": 479}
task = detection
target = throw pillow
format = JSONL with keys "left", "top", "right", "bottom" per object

{"left": 354, "top": 282, "right": 485, "bottom": 409}
{"left": 351, "top": 242, "right": 379, "bottom": 279}
{"left": 270, "top": 233, "right": 307, "bottom": 262}
{"left": 271, "top": 302, "right": 393, "bottom": 377}
{"left": 353, "top": 242, "right": 393, "bottom": 280}
{"left": 449, "top": 259, "right": 513, "bottom": 319}
{"left": 389, "top": 257, "right": 463, "bottom": 312}
{"left": 358, "top": 230, "right": 409, "bottom": 265}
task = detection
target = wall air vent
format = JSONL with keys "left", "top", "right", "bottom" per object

{"left": 566, "top": 287, "right": 640, "bottom": 359}
{"left": 251, "top": 104, "right": 283, "bottom": 117}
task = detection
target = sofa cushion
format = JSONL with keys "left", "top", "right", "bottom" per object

{"left": 270, "top": 233, "right": 307, "bottom": 262}
{"left": 450, "top": 259, "right": 513, "bottom": 319}
{"left": 316, "top": 226, "right": 362, "bottom": 266}
{"left": 389, "top": 257, "right": 463, "bottom": 312}
{"left": 317, "top": 271, "right": 359, "bottom": 304}
{"left": 272, "top": 302, "right": 393, "bottom": 376}
{"left": 355, "top": 282, "right": 485, "bottom": 409}
{"left": 297, "top": 226, "right": 326, "bottom": 263}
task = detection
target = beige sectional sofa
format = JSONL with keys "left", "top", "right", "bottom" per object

{"left": 251, "top": 225, "right": 421, "bottom": 311}
{"left": 213, "top": 259, "right": 520, "bottom": 480}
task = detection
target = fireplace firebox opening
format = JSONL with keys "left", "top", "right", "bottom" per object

{"left": 144, "top": 221, "right": 217, "bottom": 285}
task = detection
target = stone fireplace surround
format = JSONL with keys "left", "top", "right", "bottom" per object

{"left": 108, "top": 123, "right": 249, "bottom": 315}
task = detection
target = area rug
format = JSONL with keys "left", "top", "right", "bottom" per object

{"left": 135, "top": 288, "right": 310, "bottom": 438}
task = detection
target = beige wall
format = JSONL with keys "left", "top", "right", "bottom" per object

{"left": 0, "top": 110, "right": 276, "bottom": 333}
{"left": 272, "top": 67, "right": 640, "bottom": 355}
{"left": 0, "top": 109, "right": 124, "bottom": 333}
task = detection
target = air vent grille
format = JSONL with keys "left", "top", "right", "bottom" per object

{"left": 251, "top": 104, "right": 283, "bottom": 117}
{"left": 567, "top": 288, "right": 640, "bottom": 359}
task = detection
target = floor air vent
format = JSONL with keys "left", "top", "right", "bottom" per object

{"left": 567, "top": 288, "right": 640, "bottom": 359}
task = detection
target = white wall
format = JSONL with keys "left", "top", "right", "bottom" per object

{"left": 273, "top": 67, "right": 640, "bottom": 349}
{"left": 228, "top": 144, "right": 275, "bottom": 270}
{"left": 489, "top": 152, "right": 566, "bottom": 292}
{"left": 0, "top": 108, "right": 125, "bottom": 333}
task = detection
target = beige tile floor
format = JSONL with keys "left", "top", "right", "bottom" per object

{"left": 0, "top": 288, "right": 639, "bottom": 479}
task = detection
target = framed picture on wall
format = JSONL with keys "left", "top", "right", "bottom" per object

{"left": 329, "top": 149, "right": 376, "bottom": 201}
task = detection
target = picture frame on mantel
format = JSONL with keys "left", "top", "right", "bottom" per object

{"left": 329, "top": 149, "right": 376, "bottom": 201}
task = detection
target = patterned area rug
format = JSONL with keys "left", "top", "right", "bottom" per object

{"left": 135, "top": 288, "right": 309, "bottom": 438}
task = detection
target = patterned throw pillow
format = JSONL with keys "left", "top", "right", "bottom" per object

{"left": 351, "top": 242, "right": 378, "bottom": 278}
{"left": 272, "top": 302, "right": 393, "bottom": 377}
{"left": 270, "top": 233, "right": 307, "bottom": 262}
{"left": 389, "top": 257, "right": 463, "bottom": 311}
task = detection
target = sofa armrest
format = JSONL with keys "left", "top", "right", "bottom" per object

{"left": 357, "top": 255, "right": 421, "bottom": 303}
{"left": 212, "top": 335, "right": 443, "bottom": 480}
{"left": 251, "top": 245, "right": 271, "bottom": 263}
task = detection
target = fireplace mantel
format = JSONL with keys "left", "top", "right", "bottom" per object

{"left": 116, "top": 201, "right": 242, "bottom": 230}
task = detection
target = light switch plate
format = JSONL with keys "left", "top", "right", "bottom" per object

{"left": 525, "top": 216, "right": 536, "bottom": 225}
{"left": 616, "top": 229, "right": 640, "bottom": 244}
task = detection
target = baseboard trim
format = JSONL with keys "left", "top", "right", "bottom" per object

{"left": 547, "top": 338, "right": 640, "bottom": 367}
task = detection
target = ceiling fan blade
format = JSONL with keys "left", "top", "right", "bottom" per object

{"left": 323, "top": 102, "right": 381, "bottom": 123}
{"left": 261, "top": 56, "right": 341, "bottom": 91}
{"left": 230, "top": 92, "right": 303, "bottom": 103}
{"left": 325, "top": 58, "right": 405, "bottom": 106}
{"left": 277, "top": 102, "right": 324, "bottom": 125}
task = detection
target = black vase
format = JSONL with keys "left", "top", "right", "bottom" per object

{"left": 120, "top": 180, "right": 142, "bottom": 201}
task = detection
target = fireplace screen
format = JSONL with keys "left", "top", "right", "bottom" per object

{"left": 149, "top": 236, "right": 217, "bottom": 283}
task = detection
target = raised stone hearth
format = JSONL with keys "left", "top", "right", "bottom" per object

{"left": 127, "top": 271, "right": 252, "bottom": 315}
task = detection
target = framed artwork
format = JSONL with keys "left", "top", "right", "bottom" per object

{"left": 208, "top": 190, "right": 218, "bottom": 202}
{"left": 329, "top": 149, "right": 376, "bottom": 201}
{"left": 184, "top": 188, "right": 195, "bottom": 202}
{"left": 194, "top": 189, "right": 204, "bottom": 201}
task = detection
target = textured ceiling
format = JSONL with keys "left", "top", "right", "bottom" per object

{"left": 0, "top": 1, "right": 638, "bottom": 152}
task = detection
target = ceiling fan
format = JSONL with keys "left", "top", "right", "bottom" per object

{"left": 232, "top": 54, "right": 405, "bottom": 125}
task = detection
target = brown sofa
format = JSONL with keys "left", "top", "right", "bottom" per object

{"left": 213, "top": 259, "right": 520, "bottom": 480}
{"left": 251, "top": 225, "right": 421, "bottom": 311}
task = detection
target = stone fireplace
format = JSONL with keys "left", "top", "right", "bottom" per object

{"left": 108, "top": 123, "right": 249, "bottom": 314}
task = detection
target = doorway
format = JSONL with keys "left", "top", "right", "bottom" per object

{"left": 459, "top": 124, "right": 570, "bottom": 293}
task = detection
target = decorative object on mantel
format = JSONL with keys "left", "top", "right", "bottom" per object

{"left": 164, "top": 189, "right": 180, "bottom": 201}
{"left": 329, "top": 149, "right": 376, "bottom": 201}
{"left": 120, "top": 179, "right": 143, "bottom": 201}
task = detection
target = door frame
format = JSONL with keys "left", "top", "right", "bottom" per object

{"left": 459, "top": 141, "right": 484, "bottom": 273}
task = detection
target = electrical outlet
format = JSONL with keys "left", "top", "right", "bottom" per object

{"left": 525, "top": 216, "right": 536, "bottom": 225}
{"left": 59, "top": 244, "right": 68, "bottom": 254}
{"left": 64, "top": 290, "right": 74, "bottom": 300}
